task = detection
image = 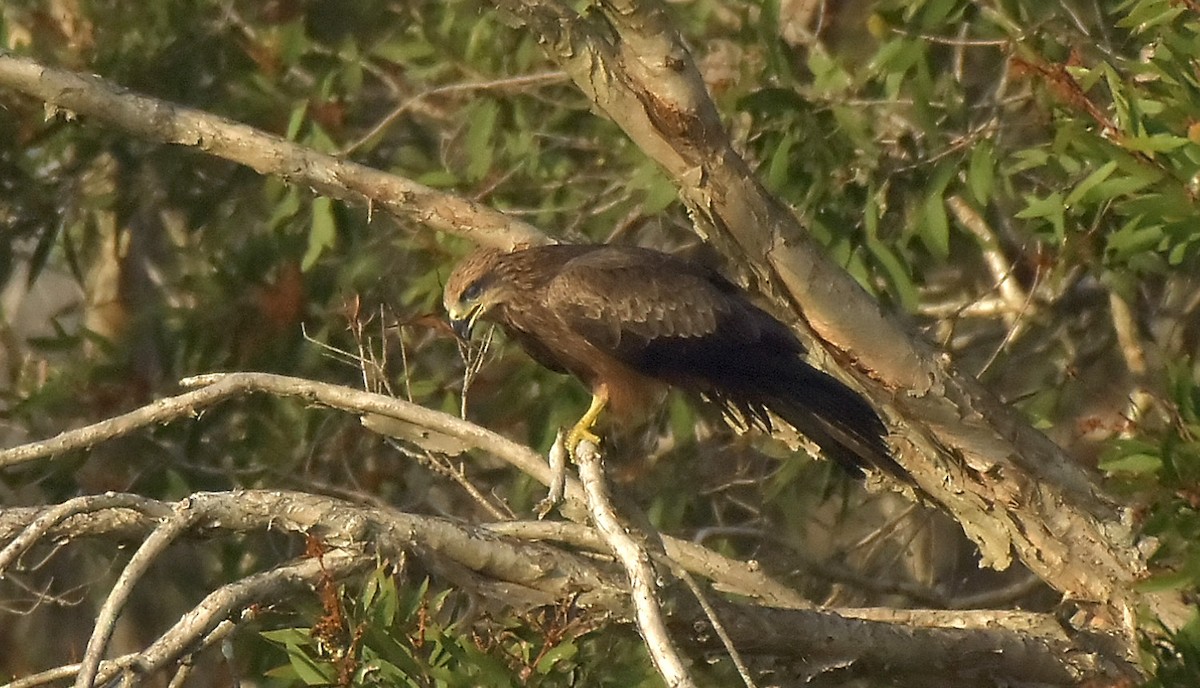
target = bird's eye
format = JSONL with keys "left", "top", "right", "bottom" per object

{"left": 461, "top": 279, "right": 485, "bottom": 303}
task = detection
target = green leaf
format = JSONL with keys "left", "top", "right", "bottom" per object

{"left": 668, "top": 394, "right": 696, "bottom": 445}
{"left": 1005, "top": 147, "right": 1050, "bottom": 174}
{"left": 1099, "top": 452, "right": 1162, "bottom": 475}
{"left": 302, "top": 196, "right": 337, "bottom": 270}
{"left": 736, "top": 88, "right": 804, "bottom": 117}
{"left": 1065, "top": 160, "right": 1118, "bottom": 208}
{"left": 465, "top": 100, "right": 499, "bottom": 182}
{"left": 286, "top": 645, "right": 337, "bottom": 685}
{"left": 808, "top": 46, "right": 851, "bottom": 94}
{"left": 536, "top": 640, "right": 579, "bottom": 674}
{"left": 261, "top": 627, "right": 314, "bottom": 647}
{"left": 368, "top": 657, "right": 422, "bottom": 686}
{"left": 765, "top": 130, "right": 798, "bottom": 193}
{"left": 919, "top": 162, "right": 957, "bottom": 258}
{"left": 399, "top": 577, "right": 431, "bottom": 625}
{"left": 417, "top": 169, "right": 460, "bottom": 188}
{"left": 631, "top": 164, "right": 679, "bottom": 215}
{"left": 285, "top": 102, "right": 308, "bottom": 141}
{"left": 1117, "top": 0, "right": 1186, "bottom": 32}
{"left": 339, "top": 38, "right": 363, "bottom": 95}
{"left": 867, "top": 240, "right": 918, "bottom": 312}
{"left": 919, "top": 0, "right": 963, "bottom": 28}
{"left": 1015, "top": 191, "right": 1066, "bottom": 240}
{"left": 268, "top": 187, "right": 302, "bottom": 231}
{"left": 967, "top": 140, "right": 995, "bottom": 205}
{"left": 1121, "top": 134, "right": 1191, "bottom": 153}
{"left": 1168, "top": 239, "right": 1196, "bottom": 265}
{"left": 371, "top": 37, "right": 436, "bottom": 63}
{"left": 1106, "top": 218, "right": 1163, "bottom": 262}
{"left": 1092, "top": 170, "right": 1163, "bottom": 199}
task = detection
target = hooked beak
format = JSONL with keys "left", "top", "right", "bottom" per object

{"left": 450, "top": 316, "right": 474, "bottom": 341}
{"left": 447, "top": 306, "right": 480, "bottom": 342}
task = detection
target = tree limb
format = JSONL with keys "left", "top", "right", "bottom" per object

{"left": 6, "top": 553, "right": 370, "bottom": 688}
{"left": 0, "top": 490, "right": 1131, "bottom": 685}
{"left": 573, "top": 437, "right": 695, "bottom": 688}
{"left": 0, "top": 52, "right": 548, "bottom": 252}
{"left": 490, "top": 0, "right": 1188, "bottom": 638}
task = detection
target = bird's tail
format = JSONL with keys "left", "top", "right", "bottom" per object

{"left": 755, "top": 365, "right": 908, "bottom": 481}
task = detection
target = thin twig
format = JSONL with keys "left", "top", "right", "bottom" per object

{"left": 338, "top": 71, "right": 568, "bottom": 156}
{"left": 536, "top": 430, "right": 569, "bottom": 518}
{"left": 388, "top": 441, "right": 513, "bottom": 521}
{"left": 674, "top": 567, "right": 758, "bottom": 688}
{"left": 459, "top": 325, "right": 495, "bottom": 420}
{"left": 948, "top": 572, "right": 1047, "bottom": 610}
{"left": 394, "top": 310, "right": 412, "bottom": 402}
{"left": 947, "top": 195, "right": 1028, "bottom": 327}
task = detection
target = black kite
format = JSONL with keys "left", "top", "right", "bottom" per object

{"left": 443, "top": 244, "right": 903, "bottom": 479}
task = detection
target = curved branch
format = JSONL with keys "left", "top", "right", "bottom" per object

{"left": 8, "top": 553, "right": 371, "bottom": 688}
{"left": 75, "top": 502, "right": 199, "bottom": 688}
{"left": 0, "top": 371, "right": 819, "bottom": 609}
{"left": 0, "top": 52, "right": 547, "bottom": 251}
{"left": 0, "top": 493, "right": 169, "bottom": 575}
{"left": 0, "top": 490, "right": 1132, "bottom": 685}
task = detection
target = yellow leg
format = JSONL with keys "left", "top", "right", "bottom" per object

{"left": 566, "top": 386, "right": 609, "bottom": 455}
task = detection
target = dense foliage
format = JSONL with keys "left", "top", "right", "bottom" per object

{"left": 2, "top": 0, "right": 1199, "bottom": 684}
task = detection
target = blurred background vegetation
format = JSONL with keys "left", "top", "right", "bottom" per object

{"left": 1, "top": 0, "right": 1199, "bottom": 684}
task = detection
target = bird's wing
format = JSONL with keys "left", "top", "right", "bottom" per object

{"left": 542, "top": 247, "right": 768, "bottom": 362}
{"left": 539, "top": 246, "right": 901, "bottom": 478}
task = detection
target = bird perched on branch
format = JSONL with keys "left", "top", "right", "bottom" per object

{"left": 443, "top": 243, "right": 904, "bottom": 480}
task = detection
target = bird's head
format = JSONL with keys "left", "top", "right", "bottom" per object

{"left": 443, "top": 248, "right": 506, "bottom": 341}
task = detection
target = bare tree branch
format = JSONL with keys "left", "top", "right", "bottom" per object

{"left": 7, "top": 553, "right": 370, "bottom": 688}
{"left": 685, "top": 601, "right": 1126, "bottom": 685}
{"left": 0, "top": 490, "right": 1130, "bottom": 684}
{"left": 0, "top": 493, "right": 168, "bottom": 575}
{"left": 0, "top": 372, "right": 821, "bottom": 609}
{"left": 75, "top": 501, "right": 200, "bottom": 688}
{"left": 573, "top": 437, "right": 695, "bottom": 687}
{"left": 483, "top": 520, "right": 813, "bottom": 610}
{"left": 0, "top": 52, "right": 548, "bottom": 252}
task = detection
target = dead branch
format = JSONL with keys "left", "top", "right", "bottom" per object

{"left": 0, "top": 490, "right": 1128, "bottom": 684}
{"left": 8, "top": 552, "right": 370, "bottom": 688}
{"left": 75, "top": 501, "right": 200, "bottom": 688}
{"left": 0, "top": 371, "right": 822, "bottom": 608}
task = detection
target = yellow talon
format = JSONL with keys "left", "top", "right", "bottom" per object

{"left": 566, "top": 424, "right": 602, "bottom": 454}
{"left": 565, "top": 386, "right": 609, "bottom": 456}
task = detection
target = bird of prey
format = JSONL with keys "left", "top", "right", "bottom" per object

{"left": 443, "top": 243, "right": 904, "bottom": 480}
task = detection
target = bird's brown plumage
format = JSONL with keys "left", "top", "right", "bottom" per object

{"left": 444, "top": 244, "right": 904, "bottom": 480}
